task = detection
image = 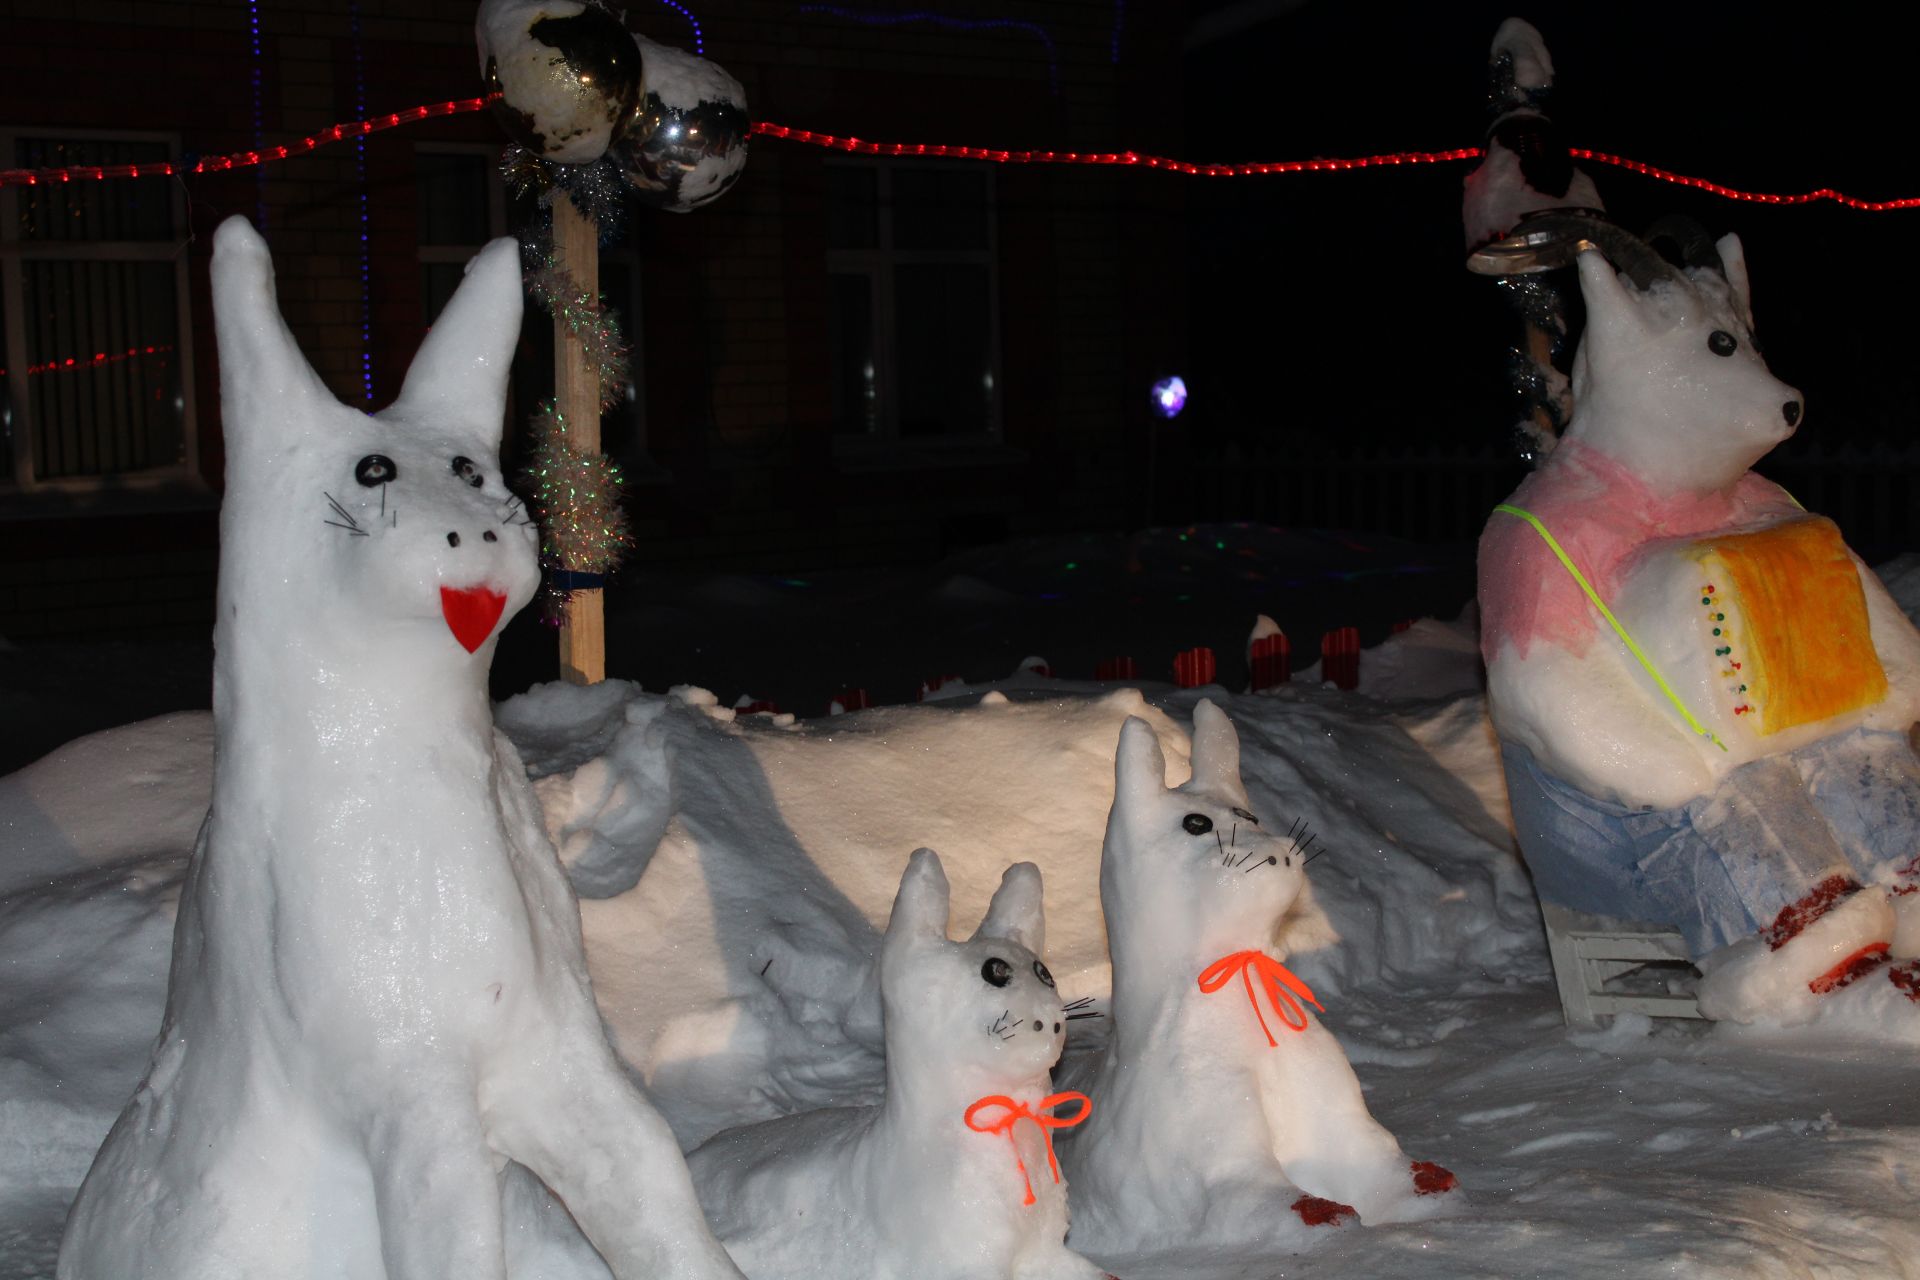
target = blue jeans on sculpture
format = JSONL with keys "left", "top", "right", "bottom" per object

{"left": 1502, "top": 730, "right": 1920, "bottom": 956}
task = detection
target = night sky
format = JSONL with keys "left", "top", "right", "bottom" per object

{"left": 1180, "top": 3, "right": 1918, "bottom": 462}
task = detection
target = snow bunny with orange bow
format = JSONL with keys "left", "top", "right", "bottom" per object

{"left": 686, "top": 849, "right": 1107, "bottom": 1280}
{"left": 1059, "top": 702, "right": 1456, "bottom": 1251}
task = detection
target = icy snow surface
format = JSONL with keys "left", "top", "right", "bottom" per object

{"left": 7, "top": 569, "right": 1920, "bottom": 1275}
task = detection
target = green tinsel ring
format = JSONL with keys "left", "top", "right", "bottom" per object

{"left": 521, "top": 401, "right": 632, "bottom": 580}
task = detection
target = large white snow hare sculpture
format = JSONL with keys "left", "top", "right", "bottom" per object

{"left": 1475, "top": 214, "right": 1920, "bottom": 1024}
{"left": 686, "top": 849, "right": 1110, "bottom": 1280}
{"left": 1060, "top": 701, "right": 1457, "bottom": 1252}
{"left": 57, "top": 216, "right": 744, "bottom": 1280}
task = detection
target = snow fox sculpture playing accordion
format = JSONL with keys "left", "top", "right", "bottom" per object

{"left": 1475, "top": 212, "right": 1920, "bottom": 1020}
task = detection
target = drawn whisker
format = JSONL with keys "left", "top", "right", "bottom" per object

{"left": 1063, "top": 996, "right": 1096, "bottom": 1011}
{"left": 1302, "top": 847, "right": 1329, "bottom": 867}
{"left": 323, "top": 519, "right": 370, "bottom": 537}
{"left": 322, "top": 492, "right": 362, "bottom": 530}
{"left": 1065, "top": 1010, "right": 1104, "bottom": 1021}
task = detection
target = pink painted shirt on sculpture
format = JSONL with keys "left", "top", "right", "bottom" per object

{"left": 1478, "top": 441, "right": 1803, "bottom": 662}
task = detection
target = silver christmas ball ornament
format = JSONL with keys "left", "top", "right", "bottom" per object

{"left": 476, "top": 0, "right": 643, "bottom": 165}
{"left": 613, "top": 34, "right": 750, "bottom": 213}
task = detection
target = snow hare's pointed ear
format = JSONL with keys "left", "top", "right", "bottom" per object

{"left": 211, "top": 216, "right": 334, "bottom": 440}
{"left": 885, "top": 848, "right": 951, "bottom": 951}
{"left": 974, "top": 862, "right": 1044, "bottom": 955}
{"left": 386, "top": 237, "right": 524, "bottom": 448}
{"left": 1574, "top": 246, "right": 1637, "bottom": 329}
{"left": 1715, "top": 233, "right": 1755, "bottom": 332}
{"left": 1112, "top": 716, "right": 1168, "bottom": 825}
{"left": 1186, "top": 699, "right": 1249, "bottom": 806}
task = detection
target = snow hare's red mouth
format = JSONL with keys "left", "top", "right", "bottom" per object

{"left": 440, "top": 586, "right": 508, "bottom": 653}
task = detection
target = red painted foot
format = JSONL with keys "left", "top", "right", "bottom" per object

{"left": 1889, "top": 961, "right": 1920, "bottom": 1002}
{"left": 1411, "top": 1159, "right": 1458, "bottom": 1195}
{"left": 1809, "top": 942, "right": 1891, "bottom": 994}
{"left": 1292, "top": 1194, "right": 1357, "bottom": 1227}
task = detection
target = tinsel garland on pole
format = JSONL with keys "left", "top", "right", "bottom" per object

{"left": 520, "top": 399, "right": 632, "bottom": 621}
{"left": 524, "top": 258, "right": 629, "bottom": 412}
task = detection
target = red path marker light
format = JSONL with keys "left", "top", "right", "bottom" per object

{"left": 1173, "top": 647, "right": 1216, "bottom": 689}
{"left": 1320, "top": 627, "right": 1361, "bottom": 691}
{"left": 919, "top": 674, "right": 962, "bottom": 700}
{"left": 1094, "top": 657, "right": 1138, "bottom": 682}
{"left": 1249, "top": 633, "right": 1291, "bottom": 691}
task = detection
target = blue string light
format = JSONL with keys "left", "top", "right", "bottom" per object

{"left": 1109, "top": 0, "right": 1123, "bottom": 63}
{"left": 350, "top": 2, "right": 373, "bottom": 405}
{"left": 798, "top": 6, "right": 1059, "bottom": 94}
{"left": 249, "top": 0, "right": 265, "bottom": 228}
{"left": 655, "top": 0, "right": 705, "bottom": 56}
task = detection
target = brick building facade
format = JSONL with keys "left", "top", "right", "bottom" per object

{"left": 0, "top": 0, "right": 1186, "bottom": 642}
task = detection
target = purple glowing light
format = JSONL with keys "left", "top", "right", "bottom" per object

{"left": 1152, "top": 375, "right": 1188, "bottom": 419}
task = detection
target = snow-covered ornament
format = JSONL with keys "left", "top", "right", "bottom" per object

{"left": 478, "top": 0, "right": 644, "bottom": 165}
{"left": 57, "top": 216, "right": 744, "bottom": 1280}
{"left": 613, "top": 33, "right": 750, "bottom": 212}
{"left": 1461, "top": 18, "right": 1602, "bottom": 251}
{"left": 687, "top": 850, "right": 1110, "bottom": 1279}
{"left": 1059, "top": 702, "right": 1456, "bottom": 1250}
{"left": 1477, "top": 218, "right": 1920, "bottom": 1020}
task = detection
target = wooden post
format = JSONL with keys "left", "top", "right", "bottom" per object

{"left": 552, "top": 194, "right": 606, "bottom": 685}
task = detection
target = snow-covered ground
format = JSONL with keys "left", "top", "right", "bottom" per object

{"left": 5, "top": 534, "right": 1919, "bottom": 1278}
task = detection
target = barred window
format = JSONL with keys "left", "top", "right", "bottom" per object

{"left": 0, "top": 131, "right": 194, "bottom": 488}
{"left": 827, "top": 160, "right": 1000, "bottom": 442}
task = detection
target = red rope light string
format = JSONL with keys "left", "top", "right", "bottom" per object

{"left": 0, "top": 94, "right": 1914, "bottom": 212}
{"left": 1568, "top": 148, "right": 1920, "bottom": 211}
{"left": 0, "top": 343, "right": 172, "bottom": 380}
{"left": 0, "top": 97, "right": 493, "bottom": 188}
{"left": 750, "top": 122, "right": 1482, "bottom": 175}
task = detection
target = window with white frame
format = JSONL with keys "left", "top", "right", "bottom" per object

{"left": 416, "top": 144, "right": 647, "bottom": 464}
{"left": 827, "top": 160, "right": 999, "bottom": 442}
{"left": 0, "top": 130, "right": 195, "bottom": 489}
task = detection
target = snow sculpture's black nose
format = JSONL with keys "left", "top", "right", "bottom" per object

{"left": 1783, "top": 401, "right": 1802, "bottom": 427}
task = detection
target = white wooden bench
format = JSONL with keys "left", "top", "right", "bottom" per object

{"left": 1540, "top": 903, "right": 1707, "bottom": 1026}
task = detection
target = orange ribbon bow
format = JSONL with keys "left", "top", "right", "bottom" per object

{"left": 963, "top": 1091, "right": 1093, "bottom": 1206}
{"left": 1196, "top": 950, "right": 1324, "bottom": 1046}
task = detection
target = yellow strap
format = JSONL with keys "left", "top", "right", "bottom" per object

{"left": 1494, "top": 504, "right": 1727, "bottom": 752}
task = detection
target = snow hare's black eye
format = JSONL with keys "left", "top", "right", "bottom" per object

{"left": 1708, "top": 330, "right": 1738, "bottom": 357}
{"left": 1231, "top": 806, "right": 1260, "bottom": 825}
{"left": 982, "top": 957, "right": 1013, "bottom": 987}
{"left": 1183, "top": 813, "right": 1214, "bottom": 836}
{"left": 451, "top": 456, "right": 484, "bottom": 488}
{"left": 1032, "top": 959, "right": 1055, "bottom": 988}
{"left": 355, "top": 454, "right": 397, "bottom": 486}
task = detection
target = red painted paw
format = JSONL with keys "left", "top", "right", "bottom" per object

{"left": 1411, "top": 1159, "right": 1458, "bottom": 1195}
{"left": 1890, "top": 961, "right": 1920, "bottom": 1002}
{"left": 1810, "top": 943, "right": 1890, "bottom": 994}
{"left": 1291, "top": 1194, "right": 1357, "bottom": 1227}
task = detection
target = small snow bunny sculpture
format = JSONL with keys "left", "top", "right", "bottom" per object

{"left": 686, "top": 849, "right": 1107, "bottom": 1280}
{"left": 1477, "top": 214, "right": 1920, "bottom": 1018}
{"left": 58, "top": 217, "right": 743, "bottom": 1280}
{"left": 1060, "top": 702, "right": 1455, "bottom": 1251}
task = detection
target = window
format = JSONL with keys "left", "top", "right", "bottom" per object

{"left": 417, "top": 146, "right": 509, "bottom": 327}
{"left": 0, "top": 130, "right": 195, "bottom": 489}
{"left": 418, "top": 145, "right": 650, "bottom": 469}
{"left": 827, "top": 160, "right": 1000, "bottom": 442}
